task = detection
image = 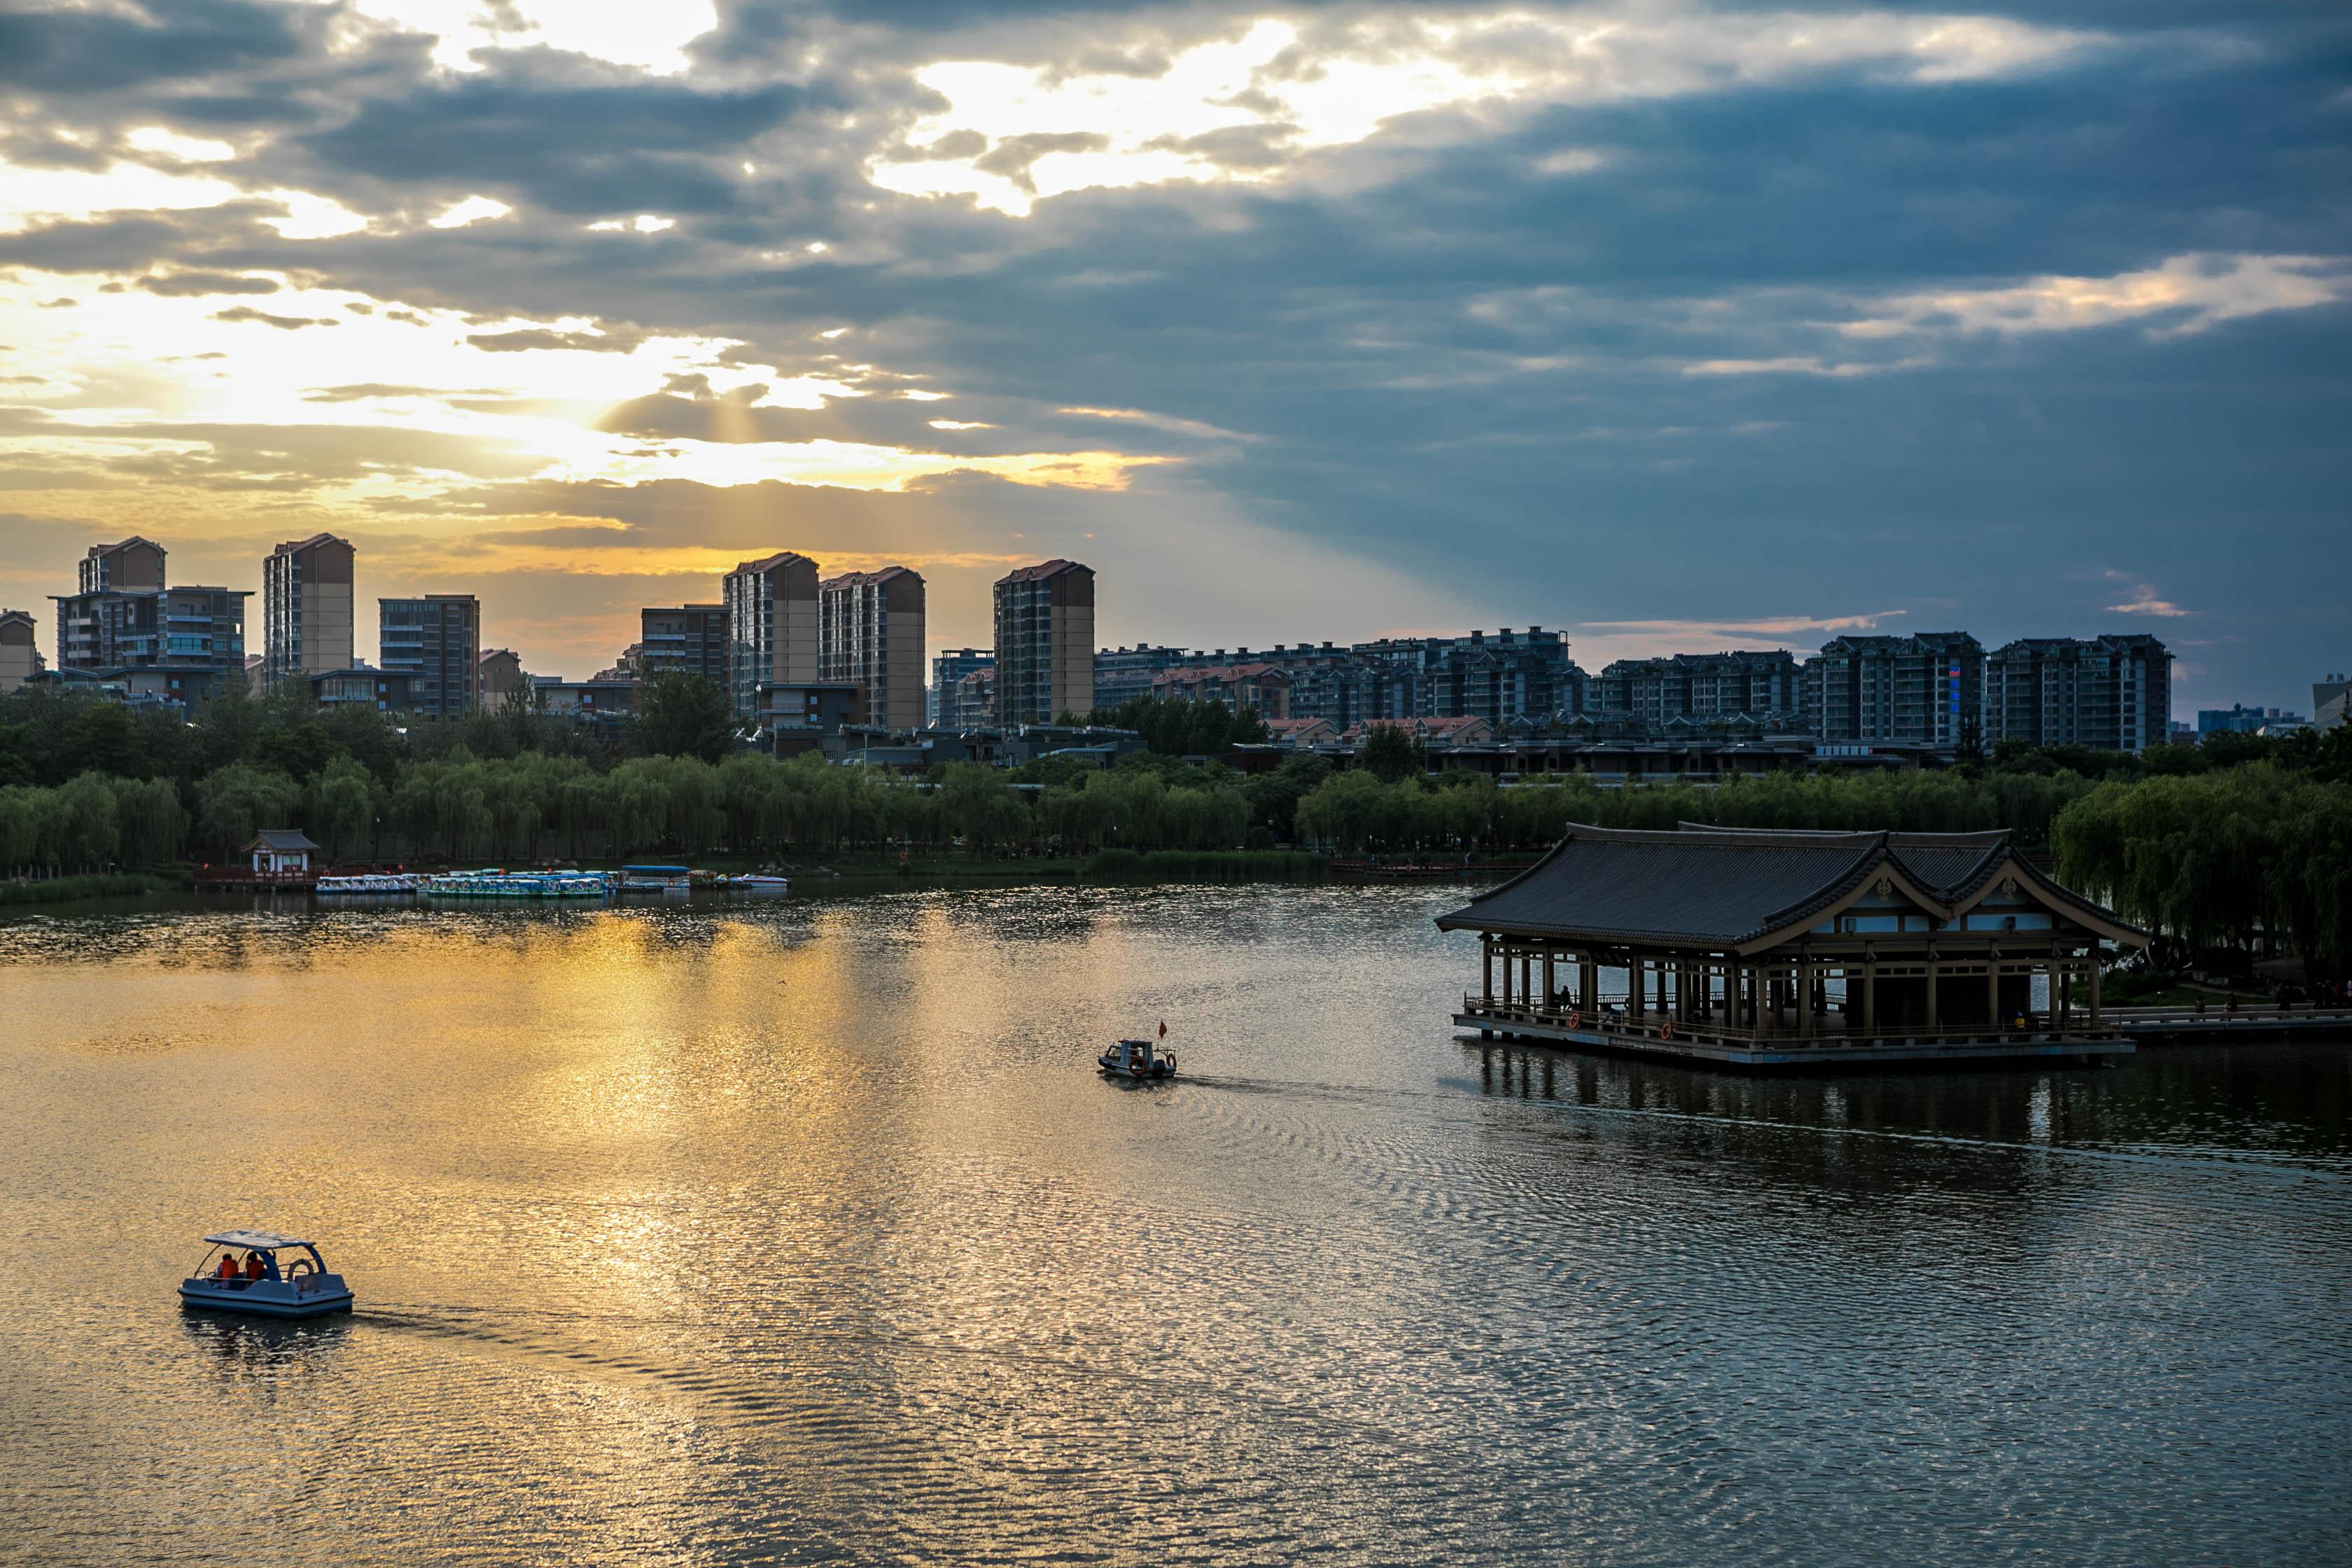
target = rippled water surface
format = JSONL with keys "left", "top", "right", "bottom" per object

{"left": 3, "top": 886, "right": 2348, "bottom": 1567}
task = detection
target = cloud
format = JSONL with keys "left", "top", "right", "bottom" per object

{"left": 135, "top": 268, "right": 281, "bottom": 297}
{"left": 2102, "top": 573, "right": 2191, "bottom": 618}
{"left": 869, "top": 8, "right": 2107, "bottom": 214}
{"left": 211, "top": 306, "right": 340, "bottom": 328}
{"left": 1844, "top": 253, "right": 2352, "bottom": 342}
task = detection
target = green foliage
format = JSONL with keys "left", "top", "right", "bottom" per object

{"left": 2053, "top": 763, "right": 2352, "bottom": 982}
{"left": 307, "top": 756, "right": 382, "bottom": 861}
{"left": 1089, "top": 696, "right": 1270, "bottom": 755}
{"left": 195, "top": 764, "right": 302, "bottom": 858}
{"left": 631, "top": 672, "right": 734, "bottom": 763}
{"left": 1357, "top": 724, "right": 1427, "bottom": 783}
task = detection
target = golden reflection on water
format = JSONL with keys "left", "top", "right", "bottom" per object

{"left": 2, "top": 890, "right": 2350, "bottom": 1566}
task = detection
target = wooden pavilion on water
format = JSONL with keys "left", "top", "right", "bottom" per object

{"left": 1437, "top": 823, "right": 2149, "bottom": 1068}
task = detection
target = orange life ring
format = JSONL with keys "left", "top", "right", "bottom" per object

{"left": 1567, "top": 1010, "right": 1581, "bottom": 1030}
{"left": 1659, "top": 1021, "right": 1674, "bottom": 1042}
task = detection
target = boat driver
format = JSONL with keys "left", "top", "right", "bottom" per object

{"left": 216, "top": 1252, "right": 240, "bottom": 1280}
{"left": 244, "top": 1252, "right": 270, "bottom": 1282}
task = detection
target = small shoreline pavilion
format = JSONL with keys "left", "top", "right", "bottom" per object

{"left": 1437, "top": 824, "right": 2149, "bottom": 1068}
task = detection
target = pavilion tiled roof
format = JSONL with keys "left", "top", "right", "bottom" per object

{"left": 1436, "top": 823, "right": 2139, "bottom": 949}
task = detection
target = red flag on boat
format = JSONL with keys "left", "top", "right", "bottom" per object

{"left": 1158, "top": 1021, "right": 1167, "bottom": 1038}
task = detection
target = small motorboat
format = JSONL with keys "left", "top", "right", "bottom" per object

{"left": 715, "top": 874, "right": 792, "bottom": 893}
{"left": 178, "top": 1230, "right": 354, "bottom": 1319}
{"left": 1098, "top": 1037, "right": 1177, "bottom": 1080}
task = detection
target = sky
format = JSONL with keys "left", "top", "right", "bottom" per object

{"left": 1, "top": 0, "right": 2345, "bottom": 709}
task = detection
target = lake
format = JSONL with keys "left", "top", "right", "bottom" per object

{"left": 2, "top": 884, "right": 2347, "bottom": 1566}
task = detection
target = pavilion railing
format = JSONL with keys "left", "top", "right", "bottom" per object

{"left": 1457, "top": 995, "right": 2129, "bottom": 1050}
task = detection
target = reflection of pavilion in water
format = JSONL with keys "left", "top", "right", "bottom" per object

{"left": 1441, "top": 824, "right": 2148, "bottom": 1069}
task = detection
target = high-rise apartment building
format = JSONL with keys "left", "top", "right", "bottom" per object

{"left": 722, "top": 552, "right": 819, "bottom": 715}
{"left": 930, "top": 648, "right": 994, "bottom": 726}
{"left": 818, "top": 566, "right": 925, "bottom": 733}
{"left": 993, "top": 560, "right": 1093, "bottom": 724}
{"left": 0, "top": 609, "right": 43, "bottom": 694}
{"left": 379, "top": 594, "right": 482, "bottom": 719}
{"left": 52, "top": 584, "right": 249, "bottom": 677}
{"left": 1804, "top": 632, "right": 1983, "bottom": 750}
{"left": 1406, "top": 628, "right": 1582, "bottom": 727}
{"left": 1092, "top": 645, "right": 1191, "bottom": 711}
{"left": 78, "top": 537, "right": 165, "bottom": 595}
{"left": 1984, "top": 635, "right": 2171, "bottom": 753}
{"left": 262, "top": 533, "right": 356, "bottom": 691}
{"left": 1595, "top": 650, "right": 1800, "bottom": 724}
{"left": 638, "top": 604, "right": 729, "bottom": 687}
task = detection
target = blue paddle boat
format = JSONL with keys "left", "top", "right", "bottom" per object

{"left": 179, "top": 1230, "right": 354, "bottom": 1319}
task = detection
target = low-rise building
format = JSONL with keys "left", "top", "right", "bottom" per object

{"left": 2199, "top": 704, "right": 2303, "bottom": 737}
{"left": 942, "top": 666, "right": 995, "bottom": 730}
{"left": 0, "top": 609, "right": 44, "bottom": 694}
{"left": 1344, "top": 715, "right": 1497, "bottom": 748}
{"left": 930, "top": 648, "right": 993, "bottom": 726}
{"left": 1150, "top": 662, "right": 1292, "bottom": 719}
{"left": 1263, "top": 716, "right": 1336, "bottom": 749}
{"left": 479, "top": 648, "right": 527, "bottom": 706}
{"left": 307, "top": 666, "right": 412, "bottom": 711}
{"left": 755, "top": 680, "right": 866, "bottom": 757}
{"left": 2315, "top": 675, "right": 2349, "bottom": 730}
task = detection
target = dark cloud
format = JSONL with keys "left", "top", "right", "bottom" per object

{"left": 294, "top": 61, "right": 825, "bottom": 215}
{"left": 211, "top": 307, "right": 337, "bottom": 329}
{"left": 466, "top": 328, "right": 640, "bottom": 353}
{"left": 0, "top": 0, "right": 309, "bottom": 92}
{"left": 136, "top": 270, "right": 280, "bottom": 297}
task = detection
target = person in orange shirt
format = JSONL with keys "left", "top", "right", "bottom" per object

{"left": 215, "top": 1252, "right": 239, "bottom": 1280}
{"left": 245, "top": 1252, "right": 267, "bottom": 1282}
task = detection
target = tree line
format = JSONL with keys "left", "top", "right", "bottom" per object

{"left": 3, "top": 678, "right": 2344, "bottom": 979}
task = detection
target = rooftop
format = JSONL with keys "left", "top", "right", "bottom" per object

{"left": 1436, "top": 822, "right": 2141, "bottom": 951}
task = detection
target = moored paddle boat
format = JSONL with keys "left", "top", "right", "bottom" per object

{"left": 178, "top": 1230, "right": 354, "bottom": 1319}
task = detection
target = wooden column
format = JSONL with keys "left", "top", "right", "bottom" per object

{"left": 1543, "top": 951, "right": 1555, "bottom": 1011}
{"left": 1501, "top": 944, "right": 1513, "bottom": 1009}
{"left": 1581, "top": 956, "right": 1596, "bottom": 1011}
{"left": 2088, "top": 953, "right": 2101, "bottom": 1030}
{"left": 1861, "top": 961, "right": 1876, "bottom": 1036}
{"left": 1924, "top": 957, "right": 1939, "bottom": 1035}
{"left": 1800, "top": 959, "right": 1816, "bottom": 1038}
{"left": 1483, "top": 937, "right": 1494, "bottom": 1004}
{"left": 1987, "top": 956, "right": 2002, "bottom": 1033}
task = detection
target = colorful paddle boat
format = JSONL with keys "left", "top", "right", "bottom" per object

{"left": 178, "top": 1230, "right": 354, "bottom": 1319}
{"left": 1098, "top": 1037, "right": 1178, "bottom": 1080}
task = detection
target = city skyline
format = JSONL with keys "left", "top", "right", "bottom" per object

{"left": 0, "top": 2, "right": 2344, "bottom": 711}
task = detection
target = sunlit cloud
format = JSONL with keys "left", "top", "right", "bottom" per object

{"left": 317, "top": 0, "right": 720, "bottom": 75}
{"left": 2102, "top": 573, "right": 2191, "bottom": 617}
{"left": 871, "top": 8, "right": 2104, "bottom": 214}
{"left": 125, "top": 127, "right": 238, "bottom": 164}
{"left": 428, "top": 194, "right": 514, "bottom": 230}
{"left": 1843, "top": 253, "right": 2352, "bottom": 340}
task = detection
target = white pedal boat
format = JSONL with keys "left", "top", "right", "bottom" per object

{"left": 1099, "top": 1038, "right": 1177, "bottom": 1079}
{"left": 179, "top": 1230, "right": 354, "bottom": 1319}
